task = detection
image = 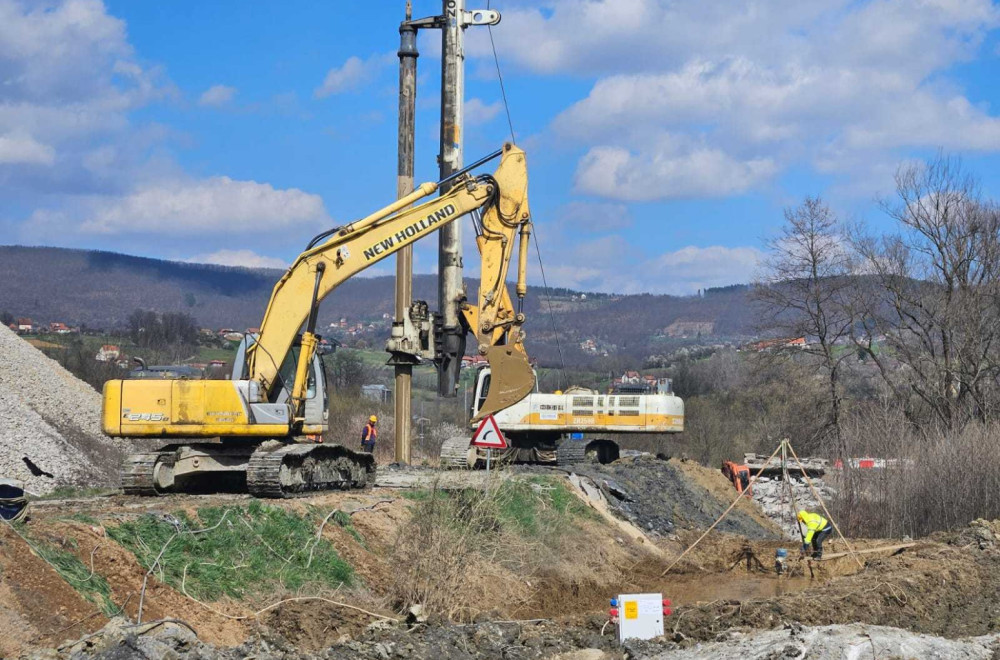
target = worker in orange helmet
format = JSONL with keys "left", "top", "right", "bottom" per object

{"left": 361, "top": 415, "right": 378, "bottom": 453}
{"left": 797, "top": 510, "right": 833, "bottom": 559}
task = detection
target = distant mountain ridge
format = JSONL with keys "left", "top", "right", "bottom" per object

{"left": 0, "top": 245, "right": 756, "bottom": 363}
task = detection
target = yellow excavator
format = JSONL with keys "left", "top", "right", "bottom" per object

{"left": 102, "top": 143, "right": 535, "bottom": 497}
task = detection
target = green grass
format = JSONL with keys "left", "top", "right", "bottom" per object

{"left": 31, "top": 537, "right": 117, "bottom": 616}
{"left": 303, "top": 505, "right": 366, "bottom": 547}
{"left": 108, "top": 501, "right": 354, "bottom": 602}
{"left": 405, "top": 476, "right": 594, "bottom": 539}
{"left": 62, "top": 513, "right": 100, "bottom": 525}
{"left": 194, "top": 345, "right": 238, "bottom": 363}
{"left": 493, "top": 477, "right": 594, "bottom": 537}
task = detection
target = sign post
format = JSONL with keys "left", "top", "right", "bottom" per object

{"left": 471, "top": 415, "right": 507, "bottom": 486}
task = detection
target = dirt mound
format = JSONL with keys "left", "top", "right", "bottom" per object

{"left": 665, "top": 534, "right": 1000, "bottom": 644}
{"left": 0, "top": 325, "right": 130, "bottom": 493}
{"left": 39, "top": 614, "right": 621, "bottom": 660}
{"left": 571, "top": 456, "right": 780, "bottom": 539}
{"left": 0, "top": 524, "right": 109, "bottom": 657}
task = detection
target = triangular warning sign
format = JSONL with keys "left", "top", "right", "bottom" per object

{"left": 471, "top": 414, "right": 507, "bottom": 449}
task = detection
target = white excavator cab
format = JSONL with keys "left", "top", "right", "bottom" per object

{"left": 232, "top": 334, "right": 329, "bottom": 430}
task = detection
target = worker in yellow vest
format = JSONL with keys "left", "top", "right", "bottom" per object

{"left": 797, "top": 510, "right": 833, "bottom": 559}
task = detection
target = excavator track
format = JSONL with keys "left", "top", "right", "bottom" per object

{"left": 246, "top": 443, "right": 376, "bottom": 498}
{"left": 555, "top": 440, "right": 588, "bottom": 466}
{"left": 439, "top": 436, "right": 476, "bottom": 470}
{"left": 121, "top": 450, "right": 176, "bottom": 496}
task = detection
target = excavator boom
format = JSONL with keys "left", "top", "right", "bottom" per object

{"left": 101, "top": 143, "right": 536, "bottom": 496}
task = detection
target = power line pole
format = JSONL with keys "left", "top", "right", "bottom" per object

{"left": 390, "top": 2, "right": 499, "bottom": 463}
{"left": 392, "top": 1, "right": 418, "bottom": 464}
{"left": 436, "top": 0, "right": 500, "bottom": 397}
{"left": 437, "top": 0, "right": 466, "bottom": 398}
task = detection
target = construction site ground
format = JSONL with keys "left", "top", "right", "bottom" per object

{"left": 3, "top": 459, "right": 1000, "bottom": 659}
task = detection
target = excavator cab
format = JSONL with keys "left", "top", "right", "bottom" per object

{"left": 233, "top": 334, "right": 329, "bottom": 431}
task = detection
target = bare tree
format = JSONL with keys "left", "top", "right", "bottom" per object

{"left": 753, "top": 197, "right": 855, "bottom": 458}
{"left": 851, "top": 155, "right": 1000, "bottom": 429}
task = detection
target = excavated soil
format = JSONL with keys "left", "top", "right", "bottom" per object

{"left": 10, "top": 476, "right": 1000, "bottom": 659}
{"left": 570, "top": 456, "right": 781, "bottom": 539}
{"left": 0, "top": 525, "right": 99, "bottom": 657}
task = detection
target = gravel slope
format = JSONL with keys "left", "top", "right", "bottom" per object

{"left": 0, "top": 325, "right": 129, "bottom": 494}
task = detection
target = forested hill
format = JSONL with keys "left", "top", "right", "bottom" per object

{"left": 0, "top": 245, "right": 757, "bottom": 364}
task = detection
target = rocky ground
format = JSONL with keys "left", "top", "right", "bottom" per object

{"left": 751, "top": 475, "right": 837, "bottom": 539}
{"left": 0, "top": 325, "right": 130, "bottom": 494}
{"left": 570, "top": 455, "right": 780, "bottom": 539}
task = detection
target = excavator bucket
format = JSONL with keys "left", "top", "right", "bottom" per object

{"left": 473, "top": 345, "right": 535, "bottom": 422}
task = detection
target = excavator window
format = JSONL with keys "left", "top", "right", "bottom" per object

{"left": 475, "top": 371, "right": 491, "bottom": 417}
{"left": 276, "top": 346, "right": 316, "bottom": 400}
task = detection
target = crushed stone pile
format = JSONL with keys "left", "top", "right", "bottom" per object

{"left": 570, "top": 455, "right": 779, "bottom": 539}
{"left": 645, "top": 623, "right": 1000, "bottom": 659}
{"left": 751, "top": 475, "right": 836, "bottom": 539}
{"left": 0, "top": 325, "right": 130, "bottom": 494}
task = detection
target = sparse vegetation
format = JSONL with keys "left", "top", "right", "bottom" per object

{"left": 388, "top": 476, "right": 598, "bottom": 620}
{"left": 108, "top": 502, "right": 354, "bottom": 602}
{"left": 30, "top": 535, "right": 117, "bottom": 616}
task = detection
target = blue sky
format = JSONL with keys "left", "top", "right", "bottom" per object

{"left": 2, "top": 0, "right": 1000, "bottom": 294}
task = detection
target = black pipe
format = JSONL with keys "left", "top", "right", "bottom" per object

{"left": 437, "top": 148, "right": 503, "bottom": 188}
{"left": 305, "top": 262, "right": 326, "bottom": 335}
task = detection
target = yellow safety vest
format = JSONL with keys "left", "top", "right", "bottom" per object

{"left": 801, "top": 512, "right": 829, "bottom": 543}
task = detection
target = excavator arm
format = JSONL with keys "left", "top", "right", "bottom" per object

{"left": 247, "top": 143, "right": 534, "bottom": 421}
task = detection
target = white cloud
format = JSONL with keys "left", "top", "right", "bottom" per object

{"left": 185, "top": 249, "right": 287, "bottom": 270}
{"left": 472, "top": 0, "right": 1000, "bottom": 200}
{"left": 0, "top": 132, "right": 55, "bottom": 165}
{"left": 78, "top": 176, "right": 329, "bottom": 235}
{"left": 0, "top": 0, "right": 172, "bottom": 198}
{"left": 314, "top": 53, "right": 391, "bottom": 98}
{"left": 465, "top": 98, "right": 502, "bottom": 126}
{"left": 533, "top": 237, "right": 763, "bottom": 295}
{"left": 198, "top": 84, "right": 237, "bottom": 107}
{"left": 575, "top": 144, "right": 776, "bottom": 201}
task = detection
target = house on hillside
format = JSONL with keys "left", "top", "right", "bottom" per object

{"left": 619, "top": 370, "right": 642, "bottom": 385}
{"left": 610, "top": 370, "right": 668, "bottom": 395}
{"left": 745, "top": 337, "right": 808, "bottom": 352}
{"left": 96, "top": 345, "right": 120, "bottom": 362}
{"left": 16, "top": 318, "right": 32, "bottom": 333}
{"left": 49, "top": 322, "right": 72, "bottom": 334}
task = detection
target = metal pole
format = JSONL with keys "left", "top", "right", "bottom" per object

{"left": 437, "top": 0, "right": 466, "bottom": 397}
{"left": 394, "top": 1, "right": 418, "bottom": 464}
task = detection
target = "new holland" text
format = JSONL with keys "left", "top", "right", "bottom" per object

{"left": 362, "top": 204, "right": 457, "bottom": 261}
